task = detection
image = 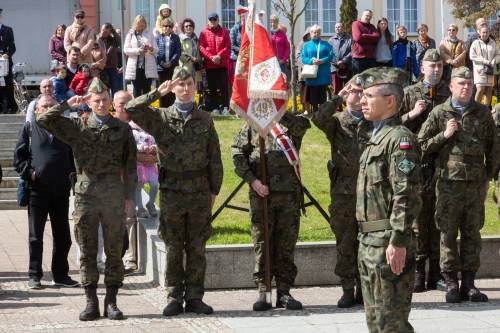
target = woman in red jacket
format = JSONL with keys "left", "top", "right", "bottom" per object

{"left": 198, "top": 12, "right": 231, "bottom": 113}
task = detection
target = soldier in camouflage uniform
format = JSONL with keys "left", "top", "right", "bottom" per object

{"left": 125, "top": 69, "right": 223, "bottom": 316}
{"left": 232, "top": 112, "right": 310, "bottom": 311}
{"left": 356, "top": 67, "right": 422, "bottom": 333}
{"left": 418, "top": 67, "right": 500, "bottom": 303}
{"left": 399, "top": 49, "right": 451, "bottom": 292}
{"left": 38, "top": 78, "right": 137, "bottom": 321}
{"left": 312, "top": 74, "right": 372, "bottom": 308}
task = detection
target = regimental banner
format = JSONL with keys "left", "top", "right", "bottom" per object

{"left": 229, "top": 0, "right": 289, "bottom": 138}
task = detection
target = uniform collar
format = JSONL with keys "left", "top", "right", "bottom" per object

{"left": 369, "top": 117, "right": 400, "bottom": 144}
{"left": 87, "top": 112, "right": 121, "bottom": 129}
{"left": 441, "top": 96, "right": 476, "bottom": 116}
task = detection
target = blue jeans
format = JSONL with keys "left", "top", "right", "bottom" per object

{"left": 104, "top": 67, "right": 123, "bottom": 96}
{"left": 135, "top": 179, "right": 159, "bottom": 209}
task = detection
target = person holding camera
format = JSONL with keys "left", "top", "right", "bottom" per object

{"left": 469, "top": 26, "right": 500, "bottom": 107}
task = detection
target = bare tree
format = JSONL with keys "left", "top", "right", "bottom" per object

{"left": 272, "top": 0, "right": 311, "bottom": 113}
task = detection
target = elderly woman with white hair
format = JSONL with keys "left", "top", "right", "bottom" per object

{"left": 300, "top": 24, "right": 334, "bottom": 113}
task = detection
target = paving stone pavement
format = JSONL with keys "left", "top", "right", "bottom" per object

{"left": 1, "top": 209, "right": 500, "bottom": 333}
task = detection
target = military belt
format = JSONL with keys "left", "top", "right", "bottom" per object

{"left": 166, "top": 168, "right": 207, "bottom": 180}
{"left": 358, "top": 219, "right": 392, "bottom": 233}
{"left": 448, "top": 154, "right": 483, "bottom": 164}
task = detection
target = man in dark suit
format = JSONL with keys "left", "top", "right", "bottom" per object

{"left": 0, "top": 8, "right": 17, "bottom": 113}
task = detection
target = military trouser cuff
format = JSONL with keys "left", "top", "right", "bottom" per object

{"left": 104, "top": 283, "right": 123, "bottom": 289}
{"left": 276, "top": 281, "right": 292, "bottom": 293}
{"left": 184, "top": 286, "right": 205, "bottom": 301}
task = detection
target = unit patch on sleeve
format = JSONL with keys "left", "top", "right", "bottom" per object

{"left": 398, "top": 158, "right": 416, "bottom": 175}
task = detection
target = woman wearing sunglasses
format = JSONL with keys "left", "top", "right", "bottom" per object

{"left": 64, "top": 10, "right": 95, "bottom": 64}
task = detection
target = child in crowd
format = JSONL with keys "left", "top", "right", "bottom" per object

{"left": 51, "top": 65, "right": 74, "bottom": 103}
{"left": 130, "top": 121, "right": 159, "bottom": 218}
{"left": 69, "top": 64, "right": 92, "bottom": 96}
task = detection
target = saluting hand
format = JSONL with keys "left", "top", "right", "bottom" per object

{"left": 157, "top": 78, "right": 180, "bottom": 96}
{"left": 67, "top": 94, "right": 90, "bottom": 108}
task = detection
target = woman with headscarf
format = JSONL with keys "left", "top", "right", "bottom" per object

{"left": 124, "top": 15, "right": 158, "bottom": 97}
{"left": 64, "top": 9, "right": 95, "bottom": 64}
{"left": 154, "top": 3, "right": 173, "bottom": 37}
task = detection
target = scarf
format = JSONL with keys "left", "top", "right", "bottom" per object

{"left": 347, "top": 108, "right": 364, "bottom": 124}
{"left": 447, "top": 36, "right": 459, "bottom": 43}
{"left": 175, "top": 100, "right": 195, "bottom": 120}
{"left": 451, "top": 98, "right": 469, "bottom": 115}
{"left": 372, "top": 116, "right": 395, "bottom": 137}
{"left": 419, "top": 35, "right": 429, "bottom": 48}
{"left": 70, "top": 22, "right": 86, "bottom": 42}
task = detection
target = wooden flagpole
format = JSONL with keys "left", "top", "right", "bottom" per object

{"left": 259, "top": 136, "right": 272, "bottom": 303}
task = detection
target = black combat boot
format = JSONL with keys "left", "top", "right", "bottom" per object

{"left": 162, "top": 299, "right": 183, "bottom": 316}
{"left": 354, "top": 280, "right": 364, "bottom": 305}
{"left": 443, "top": 272, "right": 461, "bottom": 303}
{"left": 337, "top": 288, "right": 355, "bottom": 308}
{"left": 79, "top": 285, "right": 100, "bottom": 321}
{"left": 427, "top": 259, "right": 445, "bottom": 290}
{"left": 185, "top": 299, "right": 214, "bottom": 314}
{"left": 413, "top": 261, "right": 426, "bottom": 293}
{"left": 276, "top": 290, "right": 302, "bottom": 310}
{"left": 103, "top": 287, "right": 124, "bottom": 320}
{"left": 460, "top": 271, "right": 488, "bottom": 302}
{"left": 253, "top": 292, "right": 272, "bottom": 311}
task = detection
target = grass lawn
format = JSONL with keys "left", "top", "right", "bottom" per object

{"left": 149, "top": 116, "right": 500, "bottom": 245}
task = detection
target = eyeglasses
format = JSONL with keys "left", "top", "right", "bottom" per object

{"left": 184, "top": 24, "right": 193, "bottom": 28}
{"left": 361, "top": 92, "right": 391, "bottom": 99}
{"left": 75, "top": 15, "right": 85, "bottom": 19}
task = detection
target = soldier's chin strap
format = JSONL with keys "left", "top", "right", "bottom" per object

{"left": 270, "top": 123, "right": 307, "bottom": 216}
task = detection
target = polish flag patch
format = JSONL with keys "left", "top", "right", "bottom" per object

{"left": 400, "top": 137, "right": 411, "bottom": 149}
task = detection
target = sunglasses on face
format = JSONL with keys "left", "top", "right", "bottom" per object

{"left": 209, "top": 18, "right": 218, "bottom": 22}
{"left": 184, "top": 25, "right": 193, "bottom": 28}
{"left": 75, "top": 15, "right": 85, "bottom": 19}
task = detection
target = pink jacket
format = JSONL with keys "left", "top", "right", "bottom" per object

{"left": 271, "top": 30, "right": 290, "bottom": 63}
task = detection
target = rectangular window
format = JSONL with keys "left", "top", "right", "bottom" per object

{"left": 134, "top": 0, "right": 171, "bottom": 28}
{"left": 305, "top": 0, "right": 336, "bottom": 35}
{"left": 387, "top": 0, "right": 417, "bottom": 35}
{"left": 221, "top": 0, "right": 248, "bottom": 29}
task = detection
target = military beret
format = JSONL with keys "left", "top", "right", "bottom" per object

{"left": 173, "top": 67, "right": 193, "bottom": 81}
{"left": 87, "top": 77, "right": 109, "bottom": 94}
{"left": 422, "top": 48, "right": 441, "bottom": 62}
{"left": 347, "top": 74, "right": 363, "bottom": 86}
{"left": 451, "top": 66, "right": 473, "bottom": 80}
{"left": 358, "top": 67, "right": 409, "bottom": 89}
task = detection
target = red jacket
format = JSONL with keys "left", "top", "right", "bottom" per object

{"left": 199, "top": 25, "right": 231, "bottom": 69}
{"left": 351, "top": 20, "right": 380, "bottom": 59}
{"left": 69, "top": 72, "right": 92, "bottom": 96}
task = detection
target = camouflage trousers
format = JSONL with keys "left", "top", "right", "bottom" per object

{"left": 250, "top": 191, "right": 300, "bottom": 292}
{"left": 73, "top": 192, "right": 126, "bottom": 287}
{"left": 358, "top": 241, "right": 415, "bottom": 333}
{"left": 415, "top": 189, "right": 440, "bottom": 264}
{"left": 329, "top": 194, "right": 359, "bottom": 289}
{"left": 435, "top": 179, "right": 485, "bottom": 273}
{"left": 159, "top": 190, "right": 212, "bottom": 302}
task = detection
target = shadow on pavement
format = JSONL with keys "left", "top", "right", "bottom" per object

{"left": 0, "top": 302, "right": 60, "bottom": 309}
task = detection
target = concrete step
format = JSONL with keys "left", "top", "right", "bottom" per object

{"left": 0, "top": 131, "right": 20, "bottom": 140}
{"left": 0, "top": 177, "right": 18, "bottom": 189}
{"left": 0, "top": 157, "right": 13, "bottom": 168}
{"left": 0, "top": 139, "right": 18, "bottom": 149}
{"left": 0, "top": 188, "right": 17, "bottom": 200}
{"left": 0, "top": 122, "right": 24, "bottom": 131}
{"left": 0, "top": 199, "right": 24, "bottom": 210}
{"left": 0, "top": 114, "right": 28, "bottom": 123}
{"left": 2, "top": 167, "right": 18, "bottom": 177}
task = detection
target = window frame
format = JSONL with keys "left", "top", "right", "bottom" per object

{"left": 383, "top": 0, "right": 422, "bottom": 37}
{"left": 218, "top": 0, "right": 248, "bottom": 30}
{"left": 304, "top": 0, "right": 339, "bottom": 37}
{"left": 130, "top": 0, "right": 175, "bottom": 30}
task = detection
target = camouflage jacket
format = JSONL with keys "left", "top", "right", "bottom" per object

{"left": 125, "top": 90, "right": 223, "bottom": 194}
{"left": 38, "top": 103, "right": 137, "bottom": 199}
{"left": 399, "top": 79, "right": 450, "bottom": 134}
{"left": 312, "top": 96, "right": 372, "bottom": 195}
{"left": 231, "top": 112, "right": 310, "bottom": 193}
{"left": 418, "top": 97, "right": 500, "bottom": 182}
{"left": 356, "top": 117, "right": 422, "bottom": 248}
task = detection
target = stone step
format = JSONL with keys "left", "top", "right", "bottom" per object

{"left": 0, "top": 177, "right": 18, "bottom": 189}
{"left": 0, "top": 188, "right": 17, "bottom": 200}
{"left": 0, "top": 114, "right": 28, "bottom": 123}
{"left": 2, "top": 167, "right": 18, "bottom": 177}
{"left": 0, "top": 157, "right": 13, "bottom": 168}
{"left": 0, "top": 139, "right": 18, "bottom": 149}
{"left": 0, "top": 131, "right": 20, "bottom": 140}
{"left": 0, "top": 122, "right": 24, "bottom": 131}
{"left": 0, "top": 199, "right": 24, "bottom": 210}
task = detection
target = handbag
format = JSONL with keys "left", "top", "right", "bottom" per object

{"left": 17, "top": 122, "right": 32, "bottom": 207}
{"left": 479, "top": 43, "right": 495, "bottom": 75}
{"left": 301, "top": 42, "right": 320, "bottom": 79}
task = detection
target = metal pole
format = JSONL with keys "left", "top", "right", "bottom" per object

{"left": 120, "top": 0, "right": 127, "bottom": 91}
{"left": 259, "top": 136, "right": 272, "bottom": 303}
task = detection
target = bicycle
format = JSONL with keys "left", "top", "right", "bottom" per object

{"left": 12, "top": 62, "right": 31, "bottom": 114}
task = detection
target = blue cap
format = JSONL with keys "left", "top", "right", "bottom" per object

{"left": 208, "top": 12, "right": 219, "bottom": 20}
